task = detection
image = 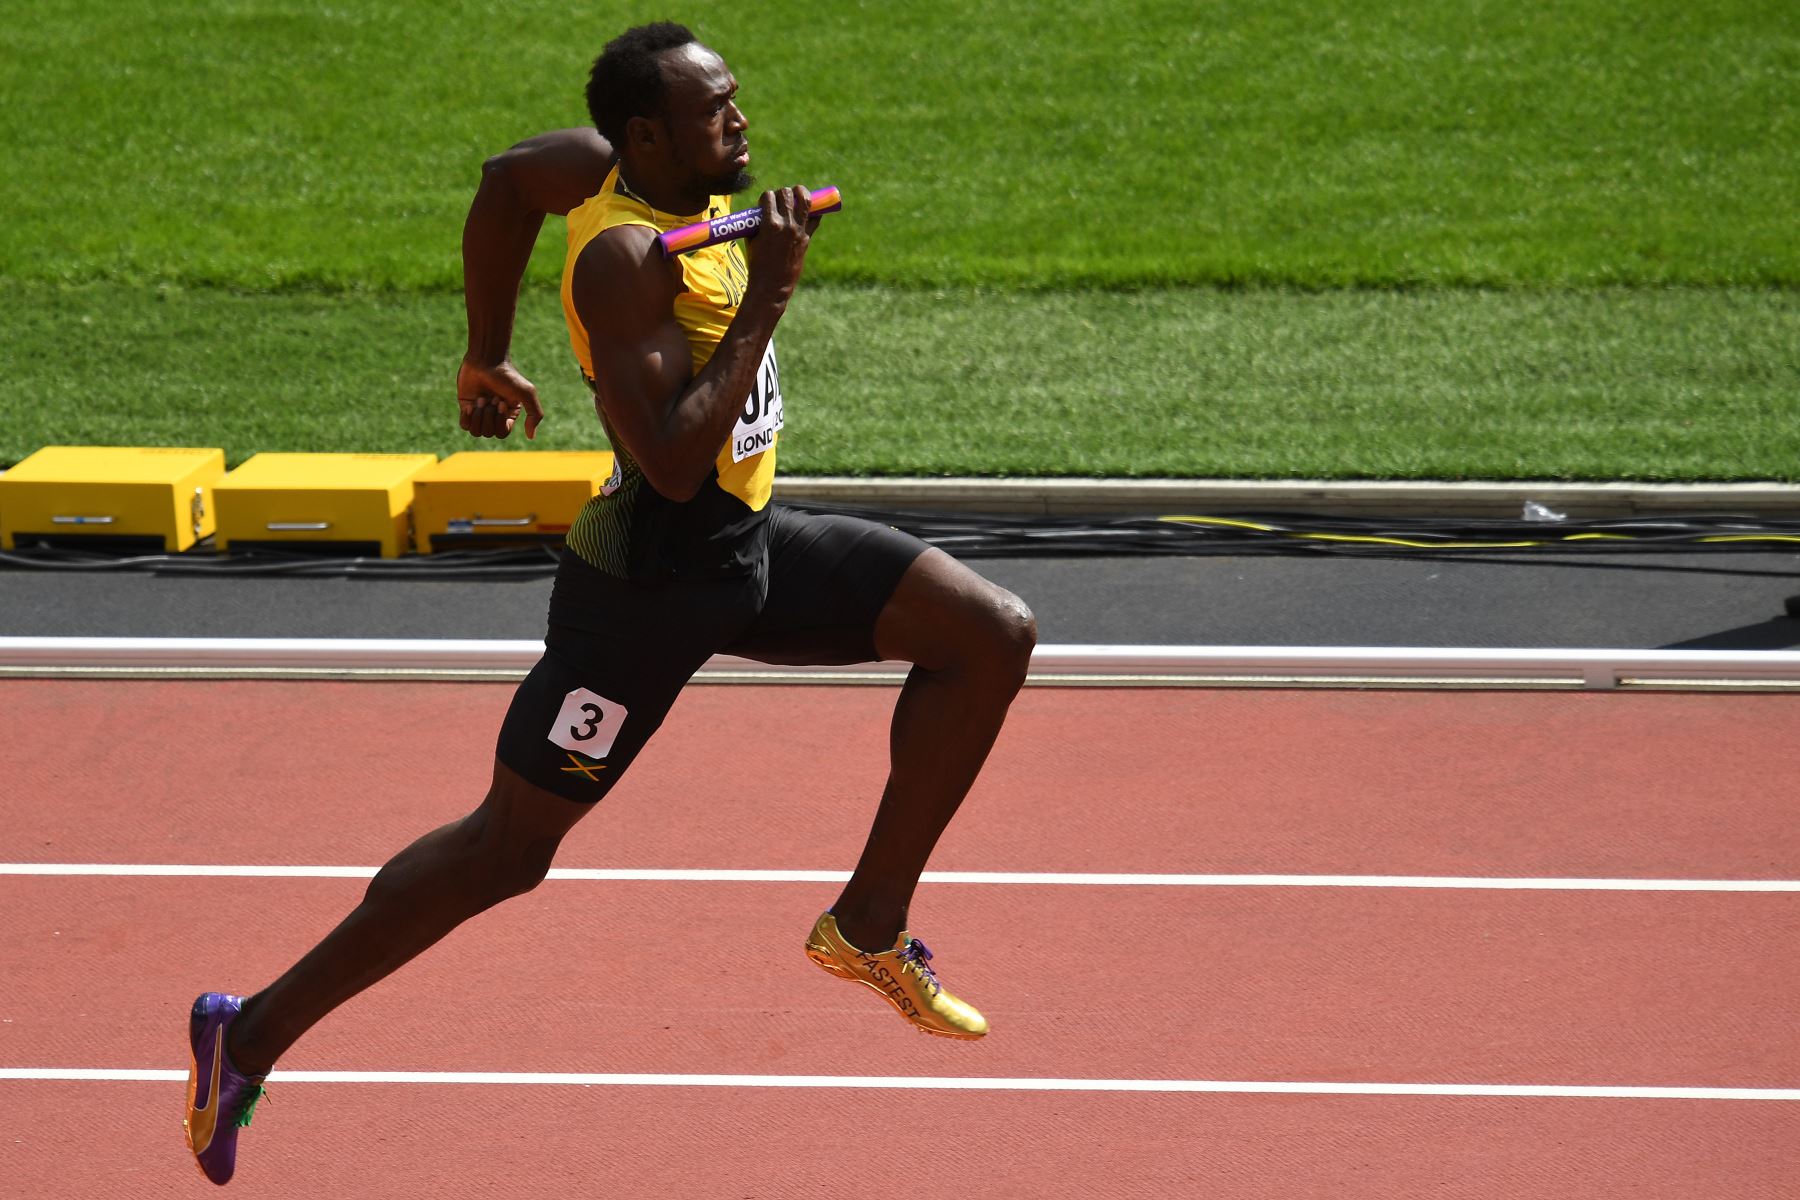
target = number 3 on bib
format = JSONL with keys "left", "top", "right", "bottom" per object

{"left": 547, "top": 688, "right": 628, "bottom": 757}
{"left": 731, "top": 341, "right": 784, "bottom": 463}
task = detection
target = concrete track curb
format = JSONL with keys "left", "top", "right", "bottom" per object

{"left": 773, "top": 477, "right": 1800, "bottom": 518}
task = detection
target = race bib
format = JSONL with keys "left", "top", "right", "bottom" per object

{"left": 547, "top": 687, "right": 628, "bottom": 758}
{"left": 730, "top": 341, "right": 784, "bottom": 463}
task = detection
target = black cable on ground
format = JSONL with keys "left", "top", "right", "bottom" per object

{"left": 0, "top": 544, "right": 563, "bottom": 580}
{"left": 2, "top": 505, "right": 1799, "bottom": 579}
{"left": 788, "top": 502, "right": 1800, "bottom": 561}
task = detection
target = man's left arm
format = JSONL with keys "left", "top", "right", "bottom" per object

{"left": 459, "top": 128, "right": 615, "bottom": 439}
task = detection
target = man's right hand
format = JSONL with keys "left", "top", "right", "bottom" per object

{"left": 457, "top": 357, "right": 545, "bottom": 440}
{"left": 744, "top": 186, "right": 824, "bottom": 305}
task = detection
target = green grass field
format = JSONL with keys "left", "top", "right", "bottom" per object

{"left": 2, "top": 1, "right": 1796, "bottom": 478}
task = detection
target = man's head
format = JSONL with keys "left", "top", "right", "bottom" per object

{"left": 586, "top": 22, "right": 753, "bottom": 202}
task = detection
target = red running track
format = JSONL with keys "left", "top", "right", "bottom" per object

{"left": 3, "top": 679, "right": 1798, "bottom": 1197}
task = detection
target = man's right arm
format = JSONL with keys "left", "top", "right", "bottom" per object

{"left": 460, "top": 128, "right": 614, "bottom": 439}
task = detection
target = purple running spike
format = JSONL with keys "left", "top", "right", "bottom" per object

{"left": 184, "top": 992, "right": 268, "bottom": 1186}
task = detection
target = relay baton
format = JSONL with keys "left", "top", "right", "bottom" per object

{"left": 658, "top": 186, "right": 842, "bottom": 257}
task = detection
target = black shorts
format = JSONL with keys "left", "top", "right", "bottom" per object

{"left": 495, "top": 505, "right": 930, "bottom": 802}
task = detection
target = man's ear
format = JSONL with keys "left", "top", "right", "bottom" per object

{"left": 623, "top": 113, "right": 661, "bottom": 153}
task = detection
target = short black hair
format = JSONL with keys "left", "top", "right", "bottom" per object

{"left": 585, "top": 22, "right": 698, "bottom": 146}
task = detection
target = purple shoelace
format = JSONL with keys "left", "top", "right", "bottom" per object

{"left": 896, "top": 939, "right": 942, "bottom": 995}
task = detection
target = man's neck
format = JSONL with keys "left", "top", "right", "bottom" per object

{"left": 615, "top": 162, "right": 707, "bottom": 219}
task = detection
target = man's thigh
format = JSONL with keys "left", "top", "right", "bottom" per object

{"left": 723, "top": 505, "right": 930, "bottom": 667}
{"left": 498, "top": 554, "right": 761, "bottom": 802}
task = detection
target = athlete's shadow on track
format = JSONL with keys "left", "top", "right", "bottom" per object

{"left": 1661, "top": 618, "right": 1800, "bottom": 651}
{"left": 1333, "top": 550, "right": 1800, "bottom": 650}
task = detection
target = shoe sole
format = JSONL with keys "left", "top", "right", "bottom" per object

{"left": 803, "top": 942, "right": 984, "bottom": 1040}
{"left": 183, "top": 1015, "right": 215, "bottom": 1182}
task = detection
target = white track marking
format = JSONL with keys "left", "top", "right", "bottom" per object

{"left": 0, "top": 1068, "right": 1794, "bottom": 1100}
{"left": 1, "top": 863, "right": 1797, "bottom": 891}
{"left": 9, "top": 636, "right": 1800, "bottom": 689}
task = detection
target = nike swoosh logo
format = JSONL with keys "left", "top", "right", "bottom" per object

{"left": 187, "top": 1025, "right": 225, "bottom": 1153}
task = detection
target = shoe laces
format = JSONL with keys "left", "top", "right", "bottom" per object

{"left": 896, "top": 939, "right": 942, "bottom": 996}
{"left": 235, "top": 1085, "right": 269, "bottom": 1129}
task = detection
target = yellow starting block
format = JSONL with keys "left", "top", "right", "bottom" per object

{"left": 0, "top": 445, "right": 225, "bottom": 552}
{"left": 213, "top": 452, "right": 438, "bottom": 558}
{"left": 411, "top": 451, "right": 615, "bottom": 553}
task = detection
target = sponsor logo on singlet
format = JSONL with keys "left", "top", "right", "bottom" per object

{"left": 731, "top": 341, "right": 784, "bottom": 464}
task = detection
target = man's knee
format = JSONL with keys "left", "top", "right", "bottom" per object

{"left": 879, "top": 550, "right": 1036, "bottom": 679}
{"left": 360, "top": 808, "right": 558, "bottom": 915}
{"left": 463, "top": 765, "right": 586, "bottom": 904}
{"left": 934, "top": 582, "right": 1036, "bottom": 689}
{"left": 458, "top": 819, "right": 560, "bottom": 908}
{"left": 486, "top": 836, "right": 558, "bottom": 902}
{"left": 979, "top": 586, "right": 1038, "bottom": 681}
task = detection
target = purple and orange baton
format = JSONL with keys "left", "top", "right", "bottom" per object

{"left": 658, "top": 186, "right": 842, "bottom": 257}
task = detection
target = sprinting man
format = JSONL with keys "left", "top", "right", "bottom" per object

{"left": 184, "top": 21, "right": 1036, "bottom": 1186}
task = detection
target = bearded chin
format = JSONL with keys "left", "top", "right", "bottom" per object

{"left": 702, "top": 167, "right": 756, "bottom": 196}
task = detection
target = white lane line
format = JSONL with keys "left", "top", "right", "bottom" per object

{"left": 11, "top": 636, "right": 1800, "bottom": 689}
{"left": 1, "top": 863, "right": 1798, "bottom": 891}
{"left": 1, "top": 1068, "right": 1794, "bottom": 1100}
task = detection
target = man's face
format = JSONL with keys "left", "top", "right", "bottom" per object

{"left": 654, "top": 43, "right": 754, "bottom": 197}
